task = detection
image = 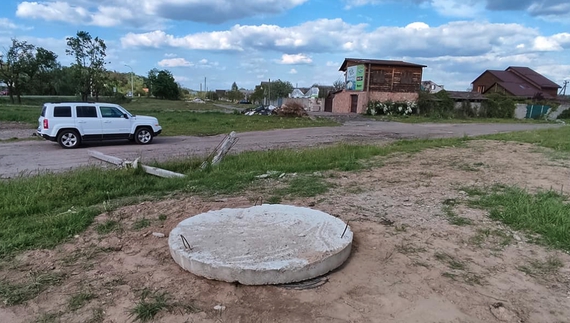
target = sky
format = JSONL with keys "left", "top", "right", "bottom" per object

{"left": 1, "top": 0, "right": 569, "bottom": 92}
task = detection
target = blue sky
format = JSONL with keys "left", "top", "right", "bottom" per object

{"left": 1, "top": 0, "right": 569, "bottom": 91}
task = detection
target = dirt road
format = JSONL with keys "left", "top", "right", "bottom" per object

{"left": 0, "top": 120, "right": 560, "bottom": 178}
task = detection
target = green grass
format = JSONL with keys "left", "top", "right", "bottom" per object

{"left": 96, "top": 220, "right": 121, "bottom": 234}
{"left": 69, "top": 291, "right": 96, "bottom": 311}
{"left": 0, "top": 137, "right": 468, "bottom": 258}
{"left": 132, "top": 218, "right": 151, "bottom": 230}
{"left": 0, "top": 98, "right": 338, "bottom": 136}
{"left": 129, "top": 290, "right": 170, "bottom": 322}
{"left": 129, "top": 289, "right": 199, "bottom": 322}
{"left": 482, "top": 125, "right": 570, "bottom": 152}
{"left": 0, "top": 272, "right": 66, "bottom": 306}
{"left": 274, "top": 176, "right": 331, "bottom": 198}
{"left": 467, "top": 185, "right": 570, "bottom": 250}
{"left": 441, "top": 205, "right": 472, "bottom": 226}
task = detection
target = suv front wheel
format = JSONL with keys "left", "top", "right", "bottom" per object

{"left": 57, "top": 129, "right": 81, "bottom": 149}
{"left": 134, "top": 127, "right": 153, "bottom": 145}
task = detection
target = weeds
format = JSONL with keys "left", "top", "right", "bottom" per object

{"left": 96, "top": 220, "right": 121, "bottom": 235}
{"left": 0, "top": 272, "right": 66, "bottom": 306}
{"left": 396, "top": 243, "right": 426, "bottom": 255}
{"left": 466, "top": 185, "right": 570, "bottom": 250}
{"left": 130, "top": 290, "right": 170, "bottom": 322}
{"left": 518, "top": 257, "right": 564, "bottom": 277}
{"left": 434, "top": 252, "right": 466, "bottom": 270}
{"left": 441, "top": 205, "right": 472, "bottom": 226}
{"left": 69, "top": 291, "right": 96, "bottom": 311}
{"left": 129, "top": 289, "right": 200, "bottom": 322}
{"left": 132, "top": 218, "right": 151, "bottom": 231}
{"left": 469, "top": 228, "right": 513, "bottom": 248}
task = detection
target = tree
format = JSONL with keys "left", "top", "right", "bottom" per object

{"left": 268, "top": 79, "right": 293, "bottom": 100}
{"left": 147, "top": 68, "right": 180, "bottom": 100}
{"left": 66, "top": 31, "right": 108, "bottom": 101}
{"left": 333, "top": 78, "right": 345, "bottom": 92}
{"left": 22, "top": 47, "right": 58, "bottom": 95}
{"left": 0, "top": 39, "right": 35, "bottom": 103}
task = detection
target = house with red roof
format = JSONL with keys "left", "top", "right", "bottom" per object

{"left": 471, "top": 67, "right": 560, "bottom": 99}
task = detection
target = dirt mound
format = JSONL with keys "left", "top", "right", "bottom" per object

{"left": 274, "top": 102, "right": 308, "bottom": 117}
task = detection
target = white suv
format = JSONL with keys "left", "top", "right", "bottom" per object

{"left": 37, "top": 102, "right": 162, "bottom": 149}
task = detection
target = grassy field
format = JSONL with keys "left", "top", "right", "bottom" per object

{"left": 0, "top": 137, "right": 470, "bottom": 257}
{"left": 0, "top": 98, "right": 338, "bottom": 136}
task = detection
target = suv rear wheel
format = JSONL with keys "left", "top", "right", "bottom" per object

{"left": 134, "top": 127, "right": 153, "bottom": 144}
{"left": 57, "top": 129, "right": 81, "bottom": 149}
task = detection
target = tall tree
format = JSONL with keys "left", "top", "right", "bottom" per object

{"left": 0, "top": 39, "right": 35, "bottom": 103}
{"left": 269, "top": 79, "right": 294, "bottom": 100}
{"left": 66, "top": 31, "right": 107, "bottom": 101}
{"left": 147, "top": 68, "right": 180, "bottom": 100}
{"left": 22, "top": 47, "right": 58, "bottom": 95}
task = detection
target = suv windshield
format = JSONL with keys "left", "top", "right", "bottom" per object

{"left": 116, "top": 106, "right": 134, "bottom": 117}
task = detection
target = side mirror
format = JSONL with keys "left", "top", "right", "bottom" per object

{"left": 123, "top": 113, "right": 129, "bottom": 119}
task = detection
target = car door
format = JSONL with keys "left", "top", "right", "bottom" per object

{"left": 75, "top": 105, "right": 102, "bottom": 141}
{"left": 99, "top": 105, "right": 131, "bottom": 139}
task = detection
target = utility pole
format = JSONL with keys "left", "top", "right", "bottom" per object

{"left": 560, "top": 80, "right": 568, "bottom": 96}
{"left": 124, "top": 64, "right": 134, "bottom": 97}
{"left": 268, "top": 78, "right": 271, "bottom": 106}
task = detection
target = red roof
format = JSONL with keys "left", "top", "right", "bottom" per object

{"left": 507, "top": 66, "right": 561, "bottom": 89}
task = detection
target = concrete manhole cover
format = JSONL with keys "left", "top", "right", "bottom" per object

{"left": 168, "top": 204, "right": 353, "bottom": 285}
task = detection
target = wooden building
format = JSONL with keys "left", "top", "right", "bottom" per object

{"left": 326, "top": 58, "right": 426, "bottom": 113}
{"left": 472, "top": 66, "right": 560, "bottom": 99}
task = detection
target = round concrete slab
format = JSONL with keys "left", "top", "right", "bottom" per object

{"left": 168, "top": 204, "right": 353, "bottom": 285}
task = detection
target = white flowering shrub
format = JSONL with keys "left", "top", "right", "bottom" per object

{"left": 366, "top": 100, "right": 416, "bottom": 116}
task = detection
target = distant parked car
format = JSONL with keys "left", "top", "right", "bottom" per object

{"left": 238, "top": 100, "right": 252, "bottom": 104}
{"left": 0, "top": 90, "right": 8, "bottom": 96}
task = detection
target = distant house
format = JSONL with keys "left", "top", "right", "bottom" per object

{"left": 471, "top": 67, "right": 560, "bottom": 99}
{"left": 421, "top": 80, "right": 444, "bottom": 93}
{"left": 327, "top": 58, "right": 426, "bottom": 113}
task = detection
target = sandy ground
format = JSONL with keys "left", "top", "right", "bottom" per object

{"left": 1, "top": 140, "right": 569, "bottom": 323}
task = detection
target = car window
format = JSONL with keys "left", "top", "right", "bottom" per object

{"left": 53, "top": 106, "right": 72, "bottom": 117}
{"left": 100, "top": 106, "right": 124, "bottom": 118}
{"left": 76, "top": 106, "right": 98, "bottom": 118}
{"left": 41, "top": 106, "right": 46, "bottom": 117}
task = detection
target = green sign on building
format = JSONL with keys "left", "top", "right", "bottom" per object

{"left": 346, "top": 65, "right": 365, "bottom": 91}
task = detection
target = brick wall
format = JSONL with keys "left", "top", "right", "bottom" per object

{"left": 331, "top": 91, "right": 419, "bottom": 113}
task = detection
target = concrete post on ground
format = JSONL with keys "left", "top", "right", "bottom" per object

{"left": 201, "top": 131, "right": 239, "bottom": 169}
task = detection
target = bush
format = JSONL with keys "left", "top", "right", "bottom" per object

{"left": 480, "top": 93, "right": 515, "bottom": 118}
{"left": 557, "top": 109, "right": 570, "bottom": 119}
{"left": 417, "top": 90, "right": 455, "bottom": 118}
{"left": 366, "top": 100, "right": 415, "bottom": 116}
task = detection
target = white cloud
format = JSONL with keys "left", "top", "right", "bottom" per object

{"left": 0, "top": 18, "right": 33, "bottom": 32}
{"left": 278, "top": 54, "right": 312, "bottom": 64}
{"left": 199, "top": 59, "right": 208, "bottom": 64}
{"left": 326, "top": 61, "right": 339, "bottom": 67}
{"left": 532, "top": 33, "right": 570, "bottom": 51}
{"left": 121, "top": 19, "right": 550, "bottom": 60}
{"left": 164, "top": 53, "right": 177, "bottom": 57}
{"left": 174, "top": 75, "right": 189, "bottom": 82}
{"left": 289, "top": 68, "right": 298, "bottom": 74}
{"left": 16, "top": 0, "right": 309, "bottom": 27}
{"left": 158, "top": 58, "right": 193, "bottom": 67}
